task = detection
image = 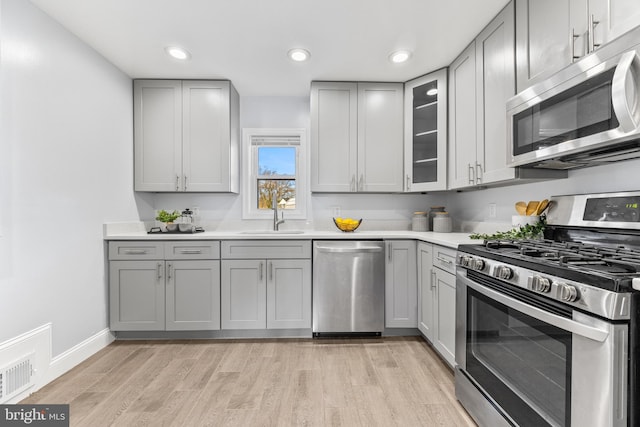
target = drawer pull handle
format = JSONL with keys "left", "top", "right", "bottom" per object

{"left": 180, "top": 249, "right": 202, "bottom": 254}
{"left": 436, "top": 257, "right": 453, "bottom": 265}
{"left": 124, "top": 249, "right": 147, "bottom": 254}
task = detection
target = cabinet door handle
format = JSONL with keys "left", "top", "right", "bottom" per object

{"left": 431, "top": 270, "right": 436, "bottom": 289}
{"left": 124, "top": 249, "right": 147, "bottom": 255}
{"left": 468, "top": 163, "right": 475, "bottom": 185}
{"left": 157, "top": 263, "right": 163, "bottom": 280}
{"left": 570, "top": 28, "right": 581, "bottom": 62}
{"left": 359, "top": 174, "right": 364, "bottom": 191}
{"left": 184, "top": 175, "right": 188, "bottom": 191}
{"left": 406, "top": 174, "right": 411, "bottom": 191}
{"left": 388, "top": 243, "right": 392, "bottom": 262}
{"left": 259, "top": 262, "right": 264, "bottom": 281}
{"left": 167, "top": 263, "right": 172, "bottom": 279}
{"left": 351, "top": 175, "right": 356, "bottom": 192}
{"left": 475, "top": 162, "right": 483, "bottom": 184}
{"left": 436, "top": 256, "right": 453, "bottom": 265}
{"left": 589, "top": 14, "right": 600, "bottom": 52}
{"left": 269, "top": 262, "right": 273, "bottom": 281}
{"left": 175, "top": 175, "right": 180, "bottom": 191}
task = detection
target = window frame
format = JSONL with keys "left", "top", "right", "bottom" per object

{"left": 242, "top": 128, "right": 307, "bottom": 220}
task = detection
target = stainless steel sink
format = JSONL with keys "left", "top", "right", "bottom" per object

{"left": 238, "top": 230, "right": 306, "bottom": 235}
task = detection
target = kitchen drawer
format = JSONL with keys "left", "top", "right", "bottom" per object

{"left": 221, "top": 240, "right": 311, "bottom": 259}
{"left": 108, "top": 241, "right": 164, "bottom": 260}
{"left": 165, "top": 241, "right": 220, "bottom": 260}
{"left": 433, "top": 245, "right": 456, "bottom": 275}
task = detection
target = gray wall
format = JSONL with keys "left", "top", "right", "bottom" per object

{"left": 0, "top": 0, "right": 146, "bottom": 355}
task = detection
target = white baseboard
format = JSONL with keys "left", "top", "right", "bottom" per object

{"left": 44, "top": 328, "right": 115, "bottom": 385}
{"left": 0, "top": 325, "right": 114, "bottom": 403}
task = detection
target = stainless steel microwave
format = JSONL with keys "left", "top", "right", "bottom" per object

{"left": 507, "top": 26, "right": 640, "bottom": 169}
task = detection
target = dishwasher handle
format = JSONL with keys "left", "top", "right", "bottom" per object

{"left": 315, "top": 245, "right": 383, "bottom": 254}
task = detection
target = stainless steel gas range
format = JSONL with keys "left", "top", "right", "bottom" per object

{"left": 455, "top": 191, "right": 640, "bottom": 427}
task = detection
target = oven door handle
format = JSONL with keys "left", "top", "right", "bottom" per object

{"left": 464, "top": 276, "right": 610, "bottom": 343}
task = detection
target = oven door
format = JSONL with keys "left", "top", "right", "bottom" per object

{"left": 455, "top": 270, "right": 628, "bottom": 427}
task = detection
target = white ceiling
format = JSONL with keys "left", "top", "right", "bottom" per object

{"left": 30, "top": 0, "right": 510, "bottom": 97}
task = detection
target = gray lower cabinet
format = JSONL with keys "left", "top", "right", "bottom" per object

{"left": 108, "top": 241, "right": 220, "bottom": 331}
{"left": 110, "top": 260, "right": 166, "bottom": 331}
{"left": 417, "top": 242, "right": 434, "bottom": 339}
{"left": 221, "top": 241, "right": 311, "bottom": 330}
{"left": 431, "top": 245, "right": 458, "bottom": 367}
{"left": 417, "top": 242, "right": 457, "bottom": 367}
{"left": 385, "top": 240, "right": 417, "bottom": 328}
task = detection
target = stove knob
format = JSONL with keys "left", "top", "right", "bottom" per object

{"left": 493, "top": 265, "right": 513, "bottom": 280}
{"left": 529, "top": 275, "right": 551, "bottom": 293}
{"left": 472, "top": 258, "right": 485, "bottom": 271}
{"left": 459, "top": 255, "right": 473, "bottom": 267}
{"left": 557, "top": 282, "right": 579, "bottom": 302}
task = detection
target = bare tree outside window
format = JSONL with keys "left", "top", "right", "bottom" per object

{"left": 257, "top": 146, "right": 296, "bottom": 210}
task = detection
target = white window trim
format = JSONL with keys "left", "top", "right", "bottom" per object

{"left": 242, "top": 128, "right": 307, "bottom": 220}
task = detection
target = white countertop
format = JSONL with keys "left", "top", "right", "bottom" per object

{"left": 103, "top": 223, "right": 480, "bottom": 249}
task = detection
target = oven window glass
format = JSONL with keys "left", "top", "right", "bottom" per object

{"left": 513, "top": 68, "right": 618, "bottom": 155}
{"left": 466, "top": 288, "right": 571, "bottom": 427}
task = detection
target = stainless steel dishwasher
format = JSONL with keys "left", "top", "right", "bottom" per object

{"left": 312, "top": 240, "right": 385, "bottom": 337}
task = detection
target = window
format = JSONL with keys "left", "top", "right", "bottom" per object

{"left": 242, "top": 128, "right": 307, "bottom": 219}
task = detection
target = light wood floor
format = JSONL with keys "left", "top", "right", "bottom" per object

{"left": 22, "top": 336, "right": 477, "bottom": 427}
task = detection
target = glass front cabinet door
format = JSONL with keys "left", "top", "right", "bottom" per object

{"left": 404, "top": 69, "right": 448, "bottom": 192}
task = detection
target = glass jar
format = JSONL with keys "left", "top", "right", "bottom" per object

{"left": 432, "top": 211, "right": 452, "bottom": 233}
{"left": 411, "top": 212, "right": 428, "bottom": 232}
{"left": 428, "top": 206, "right": 446, "bottom": 231}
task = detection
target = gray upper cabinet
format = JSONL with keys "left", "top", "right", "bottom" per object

{"left": 448, "top": 41, "right": 477, "bottom": 190}
{"left": 449, "top": 2, "right": 518, "bottom": 189}
{"left": 516, "top": 0, "right": 640, "bottom": 93}
{"left": 310, "top": 82, "right": 404, "bottom": 192}
{"left": 515, "top": 0, "right": 572, "bottom": 93}
{"left": 404, "top": 69, "right": 448, "bottom": 192}
{"left": 134, "top": 80, "right": 239, "bottom": 192}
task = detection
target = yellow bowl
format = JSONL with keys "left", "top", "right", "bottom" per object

{"left": 333, "top": 218, "right": 362, "bottom": 232}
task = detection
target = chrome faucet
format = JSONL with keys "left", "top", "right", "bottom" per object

{"left": 272, "top": 190, "right": 285, "bottom": 231}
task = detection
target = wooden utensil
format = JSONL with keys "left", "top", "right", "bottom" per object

{"left": 526, "top": 200, "right": 539, "bottom": 216}
{"left": 515, "top": 201, "right": 527, "bottom": 215}
{"left": 536, "top": 199, "right": 550, "bottom": 215}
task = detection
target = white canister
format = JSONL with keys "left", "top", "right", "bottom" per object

{"left": 412, "top": 212, "right": 428, "bottom": 231}
{"left": 512, "top": 215, "right": 540, "bottom": 227}
{"left": 432, "top": 212, "right": 452, "bottom": 232}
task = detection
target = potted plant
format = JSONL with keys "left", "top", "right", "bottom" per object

{"left": 155, "top": 209, "right": 180, "bottom": 231}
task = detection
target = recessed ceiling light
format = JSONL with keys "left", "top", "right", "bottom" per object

{"left": 426, "top": 88, "right": 438, "bottom": 96}
{"left": 389, "top": 50, "right": 411, "bottom": 63}
{"left": 165, "top": 46, "right": 191, "bottom": 60}
{"left": 288, "top": 48, "right": 310, "bottom": 62}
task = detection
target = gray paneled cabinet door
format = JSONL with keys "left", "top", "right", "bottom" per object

{"left": 476, "top": 1, "right": 516, "bottom": 184}
{"left": 588, "top": 0, "right": 640, "bottom": 47}
{"left": 221, "top": 260, "right": 267, "bottom": 329}
{"left": 266, "top": 259, "right": 311, "bottom": 329}
{"left": 417, "top": 242, "right": 434, "bottom": 340}
{"left": 357, "top": 83, "right": 404, "bottom": 192}
{"left": 310, "top": 82, "right": 358, "bottom": 192}
{"left": 385, "top": 240, "right": 418, "bottom": 328}
{"left": 166, "top": 260, "right": 221, "bottom": 331}
{"left": 448, "top": 41, "right": 477, "bottom": 190}
{"left": 110, "top": 260, "right": 165, "bottom": 331}
{"left": 433, "top": 268, "right": 456, "bottom": 367}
